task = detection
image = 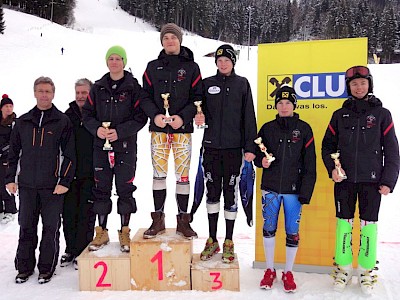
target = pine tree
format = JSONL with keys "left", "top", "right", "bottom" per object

{"left": 0, "top": 1, "right": 5, "bottom": 34}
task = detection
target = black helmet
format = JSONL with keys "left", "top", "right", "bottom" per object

{"left": 345, "top": 65, "right": 373, "bottom": 96}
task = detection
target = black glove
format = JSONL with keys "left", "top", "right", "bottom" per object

{"left": 298, "top": 196, "right": 309, "bottom": 205}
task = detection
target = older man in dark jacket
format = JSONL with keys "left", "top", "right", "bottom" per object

{"left": 6, "top": 76, "right": 75, "bottom": 284}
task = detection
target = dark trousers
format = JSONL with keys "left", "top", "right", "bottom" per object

{"left": 92, "top": 147, "right": 137, "bottom": 215}
{"left": 0, "top": 162, "right": 17, "bottom": 214}
{"left": 62, "top": 178, "right": 95, "bottom": 257}
{"left": 203, "top": 148, "right": 242, "bottom": 211}
{"left": 15, "top": 187, "right": 64, "bottom": 274}
{"left": 334, "top": 182, "right": 381, "bottom": 222}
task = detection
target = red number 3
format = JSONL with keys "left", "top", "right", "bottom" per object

{"left": 210, "top": 272, "right": 222, "bottom": 290}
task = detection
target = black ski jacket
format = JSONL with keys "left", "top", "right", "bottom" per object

{"left": 141, "top": 46, "right": 202, "bottom": 133}
{"left": 65, "top": 101, "right": 93, "bottom": 180}
{"left": 82, "top": 71, "right": 148, "bottom": 152}
{"left": 0, "top": 112, "right": 16, "bottom": 163}
{"left": 322, "top": 95, "right": 400, "bottom": 191}
{"left": 201, "top": 70, "right": 257, "bottom": 154}
{"left": 5, "top": 105, "right": 75, "bottom": 189}
{"left": 254, "top": 113, "right": 316, "bottom": 204}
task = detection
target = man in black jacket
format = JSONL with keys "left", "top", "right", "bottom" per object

{"left": 6, "top": 76, "right": 75, "bottom": 284}
{"left": 194, "top": 44, "right": 257, "bottom": 263}
{"left": 60, "top": 78, "right": 95, "bottom": 269}
{"left": 82, "top": 46, "right": 148, "bottom": 253}
{"left": 140, "top": 23, "right": 202, "bottom": 239}
{"left": 322, "top": 66, "right": 400, "bottom": 295}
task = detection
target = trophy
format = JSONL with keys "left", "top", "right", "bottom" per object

{"left": 102, "top": 122, "right": 113, "bottom": 151}
{"left": 161, "top": 93, "right": 172, "bottom": 123}
{"left": 330, "top": 152, "right": 347, "bottom": 179}
{"left": 194, "top": 101, "right": 208, "bottom": 129}
{"left": 254, "top": 137, "right": 275, "bottom": 163}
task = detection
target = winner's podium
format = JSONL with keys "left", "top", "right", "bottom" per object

{"left": 77, "top": 228, "right": 240, "bottom": 292}
{"left": 130, "top": 228, "right": 192, "bottom": 291}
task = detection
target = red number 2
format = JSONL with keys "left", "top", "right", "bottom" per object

{"left": 150, "top": 250, "right": 163, "bottom": 280}
{"left": 210, "top": 272, "right": 222, "bottom": 290}
{"left": 94, "top": 261, "right": 112, "bottom": 287}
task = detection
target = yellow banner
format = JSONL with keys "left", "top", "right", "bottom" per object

{"left": 255, "top": 38, "right": 368, "bottom": 271}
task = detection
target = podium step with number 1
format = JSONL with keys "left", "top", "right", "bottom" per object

{"left": 130, "top": 228, "right": 193, "bottom": 291}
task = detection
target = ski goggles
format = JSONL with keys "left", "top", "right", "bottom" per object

{"left": 345, "top": 66, "right": 370, "bottom": 79}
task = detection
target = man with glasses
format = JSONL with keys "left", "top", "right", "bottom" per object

{"left": 322, "top": 66, "right": 400, "bottom": 295}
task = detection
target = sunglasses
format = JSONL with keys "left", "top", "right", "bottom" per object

{"left": 345, "top": 66, "right": 370, "bottom": 78}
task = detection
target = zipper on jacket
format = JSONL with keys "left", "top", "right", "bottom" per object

{"left": 279, "top": 134, "right": 287, "bottom": 193}
{"left": 218, "top": 78, "right": 227, "bottom": 148}
{"left": 354, "top": 119, "right": 360, "bottom": 181}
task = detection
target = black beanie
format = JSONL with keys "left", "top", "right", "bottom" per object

{"left": 215, "top": 44, "right": 236, "bottom": 66}
{"left": 1, "top": 94, "right": 13, "bottom": 109}
{"left": 275, "top": 86, "right": 297, "bottom": 109}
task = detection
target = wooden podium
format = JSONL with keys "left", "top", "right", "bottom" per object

{"left": 130, "top": 228, "right": 193, "bottom": 291}
{"left": 77, "top": 229, "right": 240, "bottom": 292}
{"left": 77, "top": 242, "right": 131, "bottom": 291}
{"left": 191, "top": 253, "right": 240, "bottom": 291}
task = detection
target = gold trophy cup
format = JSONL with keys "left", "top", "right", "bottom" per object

{"left": 254, "top": 137, "right": 275, "bottom": 163}
{"left": 330, "top": 152, "right": 347, "bottom": 179}
{"left": 102, "top": 122, "right": 113, "bottom": 151}
{"left": 194, "top": 101, "right": 208, "bottom": 129}
{"left": 161, "top": 93, "right": 172, "bottom": 123}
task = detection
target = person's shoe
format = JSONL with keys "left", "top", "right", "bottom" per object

{"left": 260, "top": 268, "right": 277, "bottom": 289}
{"left": 332, "top": 264, "right": 352, "bottom": 292}
{"left": 358, "top": 266, "right": 378, "bottom": 295}
{"left": 88, "top": 226, "right": 109, "bottom": 251}
{"left": 143, "top": 212, "right": 166, "bottom": 239}
{"left": 73, "top": 259, "right": 78, "bottom": 270}
{"left": 200, "top": 237, "right": 220, "bottom": 261}
{"left": 38, "top": 272, "right": 53, "bottom": 284}
{"left": 176, "top": 213, "right": 198, "bottom": 239}
{"left": 60, "top": 253, "right": 75, "bottom": 267}
{"left": 118, "top": 226, "right": 131, "bottom": 252}
{"left": 282, "top": 271, "right": 297, "bottom": 293}
{"left": 1, "top": 213, "right": 15, "bottom": 224}
{"left": 15, "top": 271, "right": 34, "bottom": 284}
{"left": 222, "top": 239, "right": 235, "bottom": 263}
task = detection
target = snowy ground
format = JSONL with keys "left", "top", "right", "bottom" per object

{"left": 0, "top": 0, "right": 399, "bottom": 299}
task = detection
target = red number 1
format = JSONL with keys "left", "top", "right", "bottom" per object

{"left": 150, "top": 250, "right": 163, "bottom": 280}
{"left": 210, "top": 272, "right": 222, "bottom": 290}
{"left": 94, "top": 261, "right": 111, "bottom": 287}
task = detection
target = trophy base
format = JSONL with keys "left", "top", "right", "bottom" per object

{"left": 197, "top": 124, "right": 208, "bottom": 129}
{"left": 163, "top": 118, "right": 172, "bottom": 123}
{"left": 103, "top": 146, "right": 113, "bottom": 151}
{"left": 340, "top": 175, "right": 347, "bottom": 180}
{"left": 267, "top": 157, "right": 276, "bottom": 163}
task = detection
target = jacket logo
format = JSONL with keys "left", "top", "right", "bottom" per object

{"left": 177, "top": 69, "right": 186, "bottom": 81}
{"left": 366, "top": 114, "right": 376, "bottom": 128}
{"left": 291, "top": 129, "right": 300, "bottom": 143}
{"left": 208, "top": 86, "right": 221, "bottom": 95}
{"left": 342, "top": 114, "right": 350, "bottom": 118}
{"left": 119, "top": 92, "right": 127, "bottom": 102}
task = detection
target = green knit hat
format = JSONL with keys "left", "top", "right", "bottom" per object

{"left": 105, "top": 45, "right": 127, "bottom": 67}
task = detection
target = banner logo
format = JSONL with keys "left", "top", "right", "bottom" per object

{"left": 268, "top": 72, "right": 347, "bottom": 101}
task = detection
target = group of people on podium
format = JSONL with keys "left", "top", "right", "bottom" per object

{"left": 2, "top": 22, "right": 398, "bottom": 296}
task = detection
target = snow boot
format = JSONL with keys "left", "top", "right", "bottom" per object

{"left": 176, "top": 213, "right": 198, "bottom": 239}
{"left": 88, "top": 226, "right": 109, "bottom": 251}
{"left": 118, "top": 226, "right": 131, "bottom": 252}
{"left": 143, "top": 212, "right": 166, "bottom": 239}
